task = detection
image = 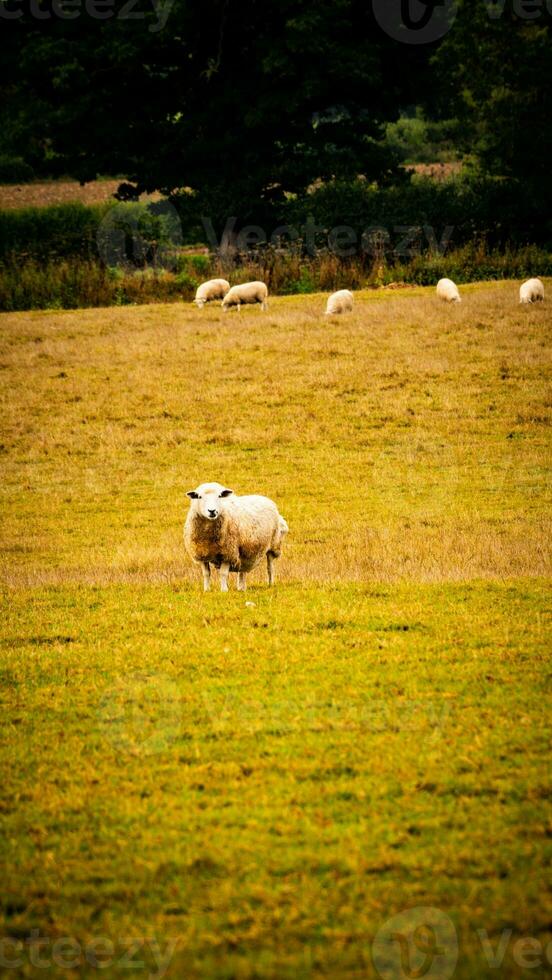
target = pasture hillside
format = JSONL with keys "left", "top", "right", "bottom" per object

{"left": 0, "top": 283, "right": 551, "bottom": 978}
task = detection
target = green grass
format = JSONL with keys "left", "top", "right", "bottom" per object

{"left": 0, "top": 283, "right": 551, "bottom": 977}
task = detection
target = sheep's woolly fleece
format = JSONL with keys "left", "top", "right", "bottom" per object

{"left": 222, "top": 281, "right": 268, "bottom": 310}
{"left": 184, "top": 483, "right": 287, "bottom": 573}
{"left": 436, "top": 278, "right": 461, "bottom": 303}
{"left": 325, "top": 290, "right": 354, "bottom": 315}
{"left": 519, "top": 278, "right": 544, "bottom": 304}
{"left": 194, "top": 279, "right": 230, "bottom": 307}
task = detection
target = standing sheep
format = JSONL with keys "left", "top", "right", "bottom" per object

{"left": 194, "top": 279, "right": 230, "bottom": 308}
{"left": 519, "top": 278, "right": 544, "bottom": 304}
{"left": 436, "top": 278, "right": 461, "bottom": 303}
{"left": 221, "top": 281, "right": 268, "bottom": 312}
{"left": 184, "top": 482, "right": 288, "bottom": 592}
{"left": 324, "top": 290, "right": 354, "bottom": 315}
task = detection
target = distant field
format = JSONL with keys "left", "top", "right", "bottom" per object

{"left": 405, "top": 162, "right": 463, "bottom": 181}
{"left": 0, "top": 180, "right": 162, "bottom": 210}
{"left": 0, "top": 166, "right": 459, "bottom": 210}
{"left": 0, "top": 284, "right": 551, "bottom": 978}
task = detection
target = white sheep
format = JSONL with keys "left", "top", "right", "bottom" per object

{"left": 184, "top": 482, "right": 288, "bottom": 592}
{"left": 519, "top": 278, "right": 544, "bottom": 304}
{"left": 194, "top": 278, "right": 230, "bottom": 308}
{"left": 436, "top": 278, "right": 461, "bottom": 303}
{"left": 324, "top": 290, "right": 354, "bottom": 315}
{"left": 221, "top": 281, "right": 268, "bottom": 312}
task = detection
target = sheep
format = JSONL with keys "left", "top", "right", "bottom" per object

{"left": 519, "top": 278, "right": 544, "bottom": 304}
{"left": 194, "top": 278, "right": 230, "bottom": 308}
{"left": 324, "top": 290, "right": 354, "bottom": 315}
{"left": 184, "top": 482, "right": 288, "bottom": 592}
{"left": 436, "top": 278, "right": 461, "bottom": 303}
{"left": 221, "top": 281, "right": 268, "bottom": 312}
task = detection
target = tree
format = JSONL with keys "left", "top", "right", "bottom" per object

{"left": 1, "top": 0, "right": 433, "bottom": 227}
{"left": 430, "top": 0, "right": 552, "bottom": 188}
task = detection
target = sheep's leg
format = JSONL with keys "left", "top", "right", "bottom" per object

{"left": 261, "top": 300, "right": 268, "bottom": 311}
{"left": 237, "top": 572, "right": 247, "bottom": 591}
{"left": 267, "top": 553, "right": 275, "bottom": 586}
{"left": 219, "top": 562, "right": 230, "bottom": 592}
{"left": 202, "top": 562, "right": 211, "bottom": 592}
{"left": 237, "top": 303, "right": 241, "bottom": 313}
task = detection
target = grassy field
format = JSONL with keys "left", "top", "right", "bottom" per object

{"left": 0, "top": 181, "right": 162, "bottom": 211}
{"left": 1, "top": 283, "right": 551, "bottom": 978}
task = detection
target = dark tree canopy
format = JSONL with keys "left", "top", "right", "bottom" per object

{"left": 431, "top": 0, "right": 551, "bottom": 186}
{"left": 1, "top": 0, "right": 549, "bottom": 229}
{"left": 1, "top": 0, "right": 435, "bottom": 212}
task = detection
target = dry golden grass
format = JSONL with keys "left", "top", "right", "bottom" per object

{"left": 0, "top": 180, "right": 161, "bottom": 210}
{"left": 1, "top": 282, "right": 551, "bottom": 979}
{"left": 0, "top": 280, "right": 550, "bottom": 590}
{"left": 405, "top": 162, "right": 464, "bottom": 181}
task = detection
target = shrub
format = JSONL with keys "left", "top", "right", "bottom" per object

{"left": 0, "top": 203, "right": 108, "bottom": 261}
{"left": 383, "top": 110, "right": 462, "bottom": 165}
{"left": 1, "top": 245, "right": 551, "bottom": 312}
{"left": 0, "top": 259, "right": 190, "bottom": 311}
{"left": 384, "top": 243, "right": 552, "bottom": 285}
{"left": 175, "top": 270, "right": 199, "bottom": 293}
{"left": 2, "top": 175, "right": 550, "bottom": 273}
{"left": 0, "top": 258, "right": 115, "bottom": 311}
{"left": 0, "top": 200, "right": 185, "bottom": 265}
{"left": 187, "top": 254, "right": 211, "bottom": 277}
{"left": 284, "top": 174, "right": 552, "bottom": 251}
{"left": 173, "top": 253, "right": 211, "bottom": 282}
{"left": 0, "top": 155, "right": 35, "bottom": 183}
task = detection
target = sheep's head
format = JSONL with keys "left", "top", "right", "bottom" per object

{"left": 195, "top": 297, "right": 206, "bottom": 309}
{"left": 186, "top": 482, "right": 233, "bottom": 521}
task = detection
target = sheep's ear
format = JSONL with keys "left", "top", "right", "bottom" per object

{"left": 186, "top": 490, "right": 199, "bottom": 499}
{"left": 219, "top": 488, "right": 233, "bottom": 498}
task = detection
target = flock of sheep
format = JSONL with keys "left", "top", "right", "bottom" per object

{"left": 195, "top": 279, "right": 268, "bottom": 311}
{"left": 194, "top": 276, "right": 545, "bottom": 316}
{"left": 186, "top": 273, "right": 546, "bottom": 591}
{"left": 436, "top": 276, "right": 545, "bottom": 305}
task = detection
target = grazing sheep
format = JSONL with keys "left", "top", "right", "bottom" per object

{"left": 520, "top": 278, "right": 544, "bottom": 304}
{"left": 436, "top": 278, "right": 461, "bottom": 303}
{"left": 184, "top": 482, "right": 288, "bottom": 592}
{"left": 324, "top": 289, "right": 354, "bottom": 315}
{"left": 194, "top": 278, "right": 230, "bottom": 308}
{"left": 221, "top": 281, "right": 268, "bottom": 312}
